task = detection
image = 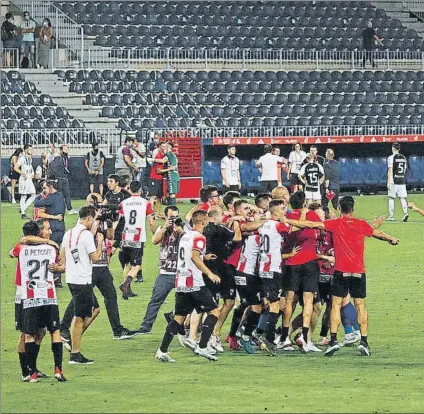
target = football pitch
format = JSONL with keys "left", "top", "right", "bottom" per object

{"left": 1, "top": 195, "right": 424, "bottom": 413}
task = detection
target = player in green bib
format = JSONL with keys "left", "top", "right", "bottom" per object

{"left": 165, "top": 142, "right": 180, "bottom": 206}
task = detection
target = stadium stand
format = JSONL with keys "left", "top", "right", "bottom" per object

{"left": 54, "top": 1, "right": 424, "bottom": 51}
{"left": 1, "top": 70, "right": 85, "bottom": 130}
{"left": 51, "top": 69, "right": 424, "bottom": 131}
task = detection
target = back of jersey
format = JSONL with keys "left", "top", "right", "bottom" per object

{"left": 175, "top": 230, "right": 206, "bottom": 292}
{"left": 119, "top": 195, "right": 154, "bottom": 247}
{"left": 237, "top": 233, "right": 260, "bottom": 276}
{"left": 19, "top": 244, "right": 57, "bottom": 308}
{"left": 303, "top": 162, "right": 324, "bottom": 192}
{"left": 258, "top": 220, "right": 283, "bottom": 275}
{"left": 388, "top": 153, "right": 407, "bottom": 185}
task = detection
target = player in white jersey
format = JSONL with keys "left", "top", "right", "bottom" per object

{"left": 15, "top": 144, "right": 36, "bottom": 219}
{"left": 256, "top": 144, "right": 286, "bottom": 193}
{"left": 387, "top": 143, "right": 409, "bottom": 222}
{"left": 115, "top": 180, "right": 156, "bottom": 299}
{"left": 235, "top": 232, "right": 262, "bottom": 354}
{"left": 156, "top": 210, "right": 221, "bottom": 362}
{"left": 10, "top": 221, "right": 66, "bottom": 383}
{"left": 257, "top": 199, "right": 293, "bottom": 355}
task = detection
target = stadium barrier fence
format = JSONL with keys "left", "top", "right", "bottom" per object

{"left": 1, "top": 48, "right": 20, "bottom": 69}
{"left": 49, "top": 48, "right": 424, "bottom": 71}
{"left": 2, "top": 125, "right": 424, "bottom": 155}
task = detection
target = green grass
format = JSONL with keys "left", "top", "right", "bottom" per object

{"left": 2, "top": 196, "right": 424, "bottom": 413}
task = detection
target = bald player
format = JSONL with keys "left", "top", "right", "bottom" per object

{"left": 271, "top": 186, "right": 290, "bottom": 204}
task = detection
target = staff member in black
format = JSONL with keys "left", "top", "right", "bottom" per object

{"left": 48, "top": 145, "right": 78, "bottom": 215}
{"left": 323, "top": 149, "right": 340, "bottom": 214}
{"left": 34, "top": 180, "right": 66, "bottom": 287}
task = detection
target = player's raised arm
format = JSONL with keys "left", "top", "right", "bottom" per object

{"left": 371, "top": 229, "right": 399, "bottom": 245}
{"left": 408, "top": 202, "right": 424, "bottom": 217}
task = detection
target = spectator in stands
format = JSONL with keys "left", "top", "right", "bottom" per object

{"left": 85, "top": 142, "right": 105, "bottom": 196}
{"left": 36, "top": 18, "right": 53, "bottom": 69}
{"left": 220, "top": 145, "right": 241, "bottom": 193}
{"left": 322, "top": 149, "right": 340, "bottom": 214}
{"left": 20, "top": 11, "right": 36, "bottom": 68}
{"left": 9, "top": 147, "right": 23, "bottom": 204}
{"left": 49, "top": 145, "right": 78, "bottom": 215}
{"left": 362, "top": 21, "right": 383, "bottom": 68}
{"left": 1, "top": 13, "right": 18, "bottom": 68}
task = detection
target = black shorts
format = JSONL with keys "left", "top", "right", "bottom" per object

{"left": 174, "top": 286, "right": 218, "bottom": 316}
{"left": 260, "top": 180, "right": 278, "bottom": 193}
{"left": 204, "top": 277, "right": 221, "bottom": 304}
{"left": 223, "top": 185, "right": 240, "bottom": 194}
{"left": 9, "top": 170, "right": 19, "bottom": 181}
{"left": 235, "top": 272, "right": 262, "bottom": 306}
{"left": 281, "top": 265, "right": 291, "bottom": 293}
{"left": 219, "top": 263, "right": 237, "bottom": 300}
{"left": 288, "top": 261, "right": 320, "bottom": 294}
{"left": 331, "top": 271, "right": 366, "bottom": 299}
{"left": 22, "top": 305, "right": 60, "bottom": 334}
{"left": 149, "top": 179, "right": 164, "bottom": 197}
{"left": 15, "top": 302, "right": 23, "bottom": 331}
{"left": 260, "top": 271, "right": 284, "bottom": 303}
{"left": 88, "top": 174, "right": 103, "bottom": 186}
{"left": 290, "top": 173, "right": 303, "bottom": 186}
{"left": 121, "top": 245, "right": 144, "bottom": 267}
{"left": 68, "top": 283, "right": 95, "bottom": 318}
{"left": 318, "top": 274, "right": 332, "bottom": 304}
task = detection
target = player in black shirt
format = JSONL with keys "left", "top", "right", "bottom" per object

{"left": 202, "top": 205, "right": 242, "bottom": 352}
{"left": 299, "top": 154, "right": 325, "bottom": 205}
{"left": 387, "top": 143, "right": 408, "bottom": 222}
{"left": 361, "top": 21, "right": 384, "bottom": 68}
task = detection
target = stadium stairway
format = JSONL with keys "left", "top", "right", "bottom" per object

{"left": 373, "top": 1, "right": 424, "bottom": 37}
{"left": 19, "top": 69, "right": 120, "bottom": 131}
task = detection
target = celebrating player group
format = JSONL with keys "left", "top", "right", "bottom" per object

{"left": 11, "top": 142, "right": 423, "bottom": 382}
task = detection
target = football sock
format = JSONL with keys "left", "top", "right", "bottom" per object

{"left": 244, "top": 309, "right": 261, "bottom": 337}
{"left": 198, "top": 314, "right": 218, "bottom": 348}
{"left": 20, "top": 195, "right": 27, "bottom": 214}
{"left": 400, "top": 198, "right": 408, "bottom": 214}
{"left": 320, "top": 324, "right": 330, "bottom": 337}
{"left": 118, "top": 251, "right": 125, "bottom": 269}
{"left": 281, "top": 326, "right": 289, "bottom": 342}
{"left": 330, "top": 333, "right": 337, "bottom": 343}
{"left": 176, "top": 323, "right": 185, "bottom": 336}
{"left": 160, "top": 319, "right": 180, "bottom": 353}
{"left": 257, "top": 309, "right": 269, "bottom": 333}
{"left": 302, "top": 327, "right": 309, "bottom": 342}
{"left": 265, "top": 311, "right": 279, "bottom": 343}
{"left": 361, "top": 336, "right": 368, "bottom": 345}
{"left": 228, "top": 303, "right": 247, "bottom": 337}
{"left": 34, "top": 344, "right": 41, "bottom": 371}
{"left": 19, "top": 352, "right": 28, "bottom": 377}
{"left": 169, "top": 197, "right": 177, "bottom": 206}
{"left": 341, "top": 303, "right": 358, "bottom": 333}
{"left": 353, "top": 322, "right": 360, "bottom": 332}
{"left": 52, "top": 342, "right": 63, "bottom": 371}
{"left": 24, "top": 195, "right": 35, "bottom": 211}
{"left": 124, "top": 276, "right": 133, "bottom": 287}
{"left": 24, "top": 342, "right": 38, "bottom": 375}
{"left": 388, "top": 198, "right": 395, "bottom": 217}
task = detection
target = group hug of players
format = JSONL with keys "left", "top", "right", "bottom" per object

{"left": 155, "top": 184, "right": 402, "bottom": 362}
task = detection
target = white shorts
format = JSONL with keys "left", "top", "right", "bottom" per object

{"left": 388, "top": 184, "right": 407, "bottom": 198}
{"left": 18, "top": 178, "right": 36, "bottom": 195}
{"left": 305, "top": 190, "right": 322, "bottom": 201}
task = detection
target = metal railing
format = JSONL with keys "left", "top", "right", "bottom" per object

{"left": 2, "top": 125, "right": 424, "bottom": 155}
{"left": 0, "top": 48, "right": 20, "bottom": 69}
{"left": 402, "top": 0, "right": 424, "bottom": 11}
{"left": 11, "top": 0, "right": 84, "bottom": 67}
{"left": 50, "top": 48, "right": 424, "bottom": 71}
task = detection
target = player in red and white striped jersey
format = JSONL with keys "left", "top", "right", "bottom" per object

{"left": 10, "top": 220, "right": 66, "bottom": 382}
{"left": 257, "top": 199, "right": 293, "bottom": 355}
{"left": 114, "top": 180, "right": 156, "bottom": 299}
{"left": 156, "top": 210, "right": 221, "bottom": 362}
